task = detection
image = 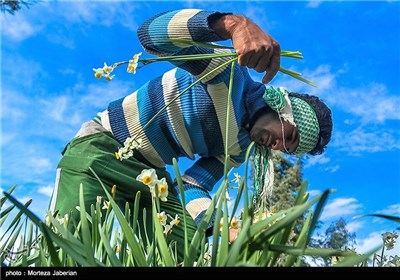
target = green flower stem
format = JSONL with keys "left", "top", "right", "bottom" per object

{"left": 112, "top": 52, "right": 237, "bottom": 69}
{"left": 109, "top": 37, "right": 316, "bottom": 87}
{"left": 163, "top": 38, "right": 234, "bottom": 50}
{"left": 279, "top": 67, "right": 317, "bottom": 87}
{"left": 140, "top": 52, "right": 237, "bottom": 65}
{"left": 280, "top": 50, "right": 303, "bottom": 59}
{"left": 223, "top": 60, "right": 237, "bottom": 179}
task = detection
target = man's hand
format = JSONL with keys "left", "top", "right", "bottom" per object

{"left": 211, "top": 14, "right": 281, "bottom": 84}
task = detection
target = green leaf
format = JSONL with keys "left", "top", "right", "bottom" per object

{"left": 152, "top": 204, "right": 175, "bottom": 266}
{"left": 353, "top": 213, "right": 400, "bottom": 223}
{"left": 89, "top": 167, "right": 147, "bottom": 267}
{"left": 0, "top": 185, "right": 17, "bottom": 208}
{"left": 224, "top": 218, "right": 252, "bottom": 266}
{"left": 305, "top": 189, "right": 335, "bottom": 245}
{"left": 284, "top": 212, "right": 312, "bottom": 267}
{"left": 333, "top": 246, "right": 381, "bottom": 267}
{"left": 279, "top": 67, "right": 318, "bottom": 87}
{"left": 98, "top": 223, "right": 123, "bottom": 266}
{"left": 78, "top": 183, "right": 96, "bottom": 264}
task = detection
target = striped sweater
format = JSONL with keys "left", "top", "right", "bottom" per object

{"left": 98, "top": 9, "right": 268, "bottom": 228}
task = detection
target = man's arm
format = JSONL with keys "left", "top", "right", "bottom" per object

{"left": 174, "top": 151, "right": 246, "bottom": 234}
{"left": 137, "top": 9, "right": 280, "bottom": 84}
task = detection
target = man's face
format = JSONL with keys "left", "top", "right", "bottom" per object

{"left": 250, "top": 111, "right": 300, "bottom": 153}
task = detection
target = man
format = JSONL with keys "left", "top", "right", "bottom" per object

{"left": 48, "top": 9, "right": 332, "bottom": 260}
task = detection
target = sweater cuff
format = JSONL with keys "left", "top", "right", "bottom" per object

{"left": 186, "top": 197, "right": 212, "bottom": 222}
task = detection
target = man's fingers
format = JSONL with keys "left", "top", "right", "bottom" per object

{"left": 239, "top": 51, "right": 271, "bottom": 72}
{"left": 262, "top": 49, "right": 280, "bottom": 84}
{"left": 237, "top": 51, "right": 250, "bottom": 66}
{"left": 254, "top": 52, "right": 270, "bottom": 73}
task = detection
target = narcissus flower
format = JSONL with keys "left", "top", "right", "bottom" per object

{"left": 170, "top": 214, "right": 180, "bottom": 226}
{"left": 115, "top": 137, "right": 142, "bottom": 161}
{"left": 136, "top": 169, "right": 157, "bottom": 187}
{"left": 157, "top": 211, "right": 167, "bottom": 226}
{"left": 92, "top": 62, "right": 117, "bottom": 81}
{"left": 157, "top": 177, "right": 169, "bottom": 202}
{"left": 102, "top": 200, "right": 110, "bottom": 210}
{"left": 233, "top": 172, "right": 241, "bottom": 184}
{"left": 127, "top": 52, "right": 142, "bottom": 74}
{"left": 230, "top": 216, "right": 239, "bottom": 229}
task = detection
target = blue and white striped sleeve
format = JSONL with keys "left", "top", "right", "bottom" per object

{"left": 175, "top": 156, "right": 224, "bottom": 230}
{"left": 175, "top": 151, "right": 247, "bottom": 231}
{"left": 137, "top": 9, "right": 234, "bottom": 83}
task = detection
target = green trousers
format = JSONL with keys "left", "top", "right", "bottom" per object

{"left": 48, "top": 126, "right": 197, "bottom": 262}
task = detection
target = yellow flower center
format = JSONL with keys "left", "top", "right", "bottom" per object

{"left": 94, "top": 72, "right": 101, "bottom": 79}
{"left": 143, "top": 175, "right": 152, "bottom": 185}
{"left": 231, "top": 220, "right": 238, "bottom": 228}
{"left": 159, "top": 185, "right": 167, "bottom": 194}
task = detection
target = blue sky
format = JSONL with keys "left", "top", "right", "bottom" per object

{"left": 1, "top": 0, "right": 399, "bottom": 258}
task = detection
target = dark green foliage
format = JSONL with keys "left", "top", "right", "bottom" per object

{"left": 309, "top": 218, "right": 357, "bottom": 266}
{"left": 270, "top": 151, "right": 303, "bottom": 211}
{"left": 0, "top": 0, "right": 38, "bottom": 15}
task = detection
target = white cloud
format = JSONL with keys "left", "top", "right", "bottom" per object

{"left": 355, "top": 231, "right": 383, "bottom": 255}
{"left": 0, "top": 13, "right": 42, "bottom": 41}
{"left": 2, "top": 54, "right": 46, "bottom": 90}
{"left": 244, "top": 4, "right": 278, "bottom": 31}
{"left": 46, "top": 30, "right": 76, "bottom": 49}
{"left": 1, "top": 1, "right": 143, "bottom": 49}
{"left": 370, "top": 204, "right": 400, "bottom": 224}
{"left": 324, "top": 164, "right": 339, "bottom": 173}
{"left": 307, "top": 189, "right": 322, "bottom": 198}
{"left": 1, "top": 139, "right": 62, "bottom": 186}
{"left": 0, "top": 132, "right": 17, "bottom": 147}
{"left": 329, "top": 84, "right": 400, "bottom": 124}
{"left": 41, "top": 96, "right": 68, "bottom": 122}
{"left": 355, "top": 230, "right": 400, "bottom": 260}
{"left": 38, "top": 79, "right": 135, "bottom": 128}
{"left": 378, "top": 204, "right": 400, "bottom": 216}
{"left": 0, "top": 88, "right": 31, "bottom": 137}
{"left": 80, "top": 80, "right": 134, "bottom": 109}
{"left": 37, "top": 185, "right": 54, "bottom": 197}
{"left": 304, "top": 154, "right": 331, "bottom": 168}
{"left": 15, "top": 195, "right": 33, "bottom": 206}
{"left": 27, "top": 157, "right": 53, "bottom": 175}
{"left": 332, "top": 126, "right": 400, "bottom": 154}
{"left": 303, "top": 153, "right": 339, "bottom": 173}
{"left": 304, "top": 65, "right": 337, "bottom": 96}
{"left": 320, "top": 197, "right": 363, "bottom": 221}
{"left": 306, "top": 1, "right": 322, "bottom": 8}
{"left": 50, "top": 1, "right": 142, "bottom": 31}
{"left": 346, "top": 220, "right": 365, "bottom": 233}
{"left": 271, "top": 64, "right": 336, "bottom": 98}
